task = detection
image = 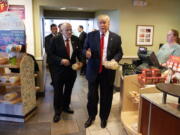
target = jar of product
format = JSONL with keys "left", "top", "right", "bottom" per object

{"left": 9, "top": 52, "right": 17, "bottom": 65}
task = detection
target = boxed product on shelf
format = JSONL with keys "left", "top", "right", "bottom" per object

{"left": 4, "top": 92, "right": 18, "bottom": 101}
{"left": 166, "top": 56, "right": 180, "bottom": 71}
{"left": 138, "top": 74, "right": 166, "bottom": 85}
{"left": 0, "top": 57, "right": 8, "bottom": 65}
{"left": 0, "top": 76, "right": 20, "bottom": 84}
{"left": 151, "top": 68, "right": 161, "bottom": 77}
{"left": 142, "top": 69, "right": 152, "bottom": 77}
{"left": 128, "top": 91, "right": 140, "bottom": 104}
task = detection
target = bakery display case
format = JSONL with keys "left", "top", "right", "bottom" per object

{"left": 0, "top": 54, "right": 37, "bottom": 122}
{"left": 120, "top": 74, "right": 160, "bottom": 135}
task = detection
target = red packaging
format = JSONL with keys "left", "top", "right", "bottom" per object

{"left": 172, "top": 62, "right": 179, "bottom": 71}
{"left": 145, "top": 77, "right": 153, "bottom": 84}
{"left": 140, "top": 76, "right": 153, "bottom": 84}
{"left": 158, "top": 77, "right": 166, "bottom": 83}
{"left": 166, "top": 56, "right": 180, "bottom": 69}
{"left": 142, "top": 69, "right": 152, "bottom": 77}
{"left": 177, "top": 64, "right": 180, "bottom": 72}
{"left": 152, "top": 77, "right": 159, "bottom": 83}
{"left": 151, "top": 68, "right": 161, "bottom": 77}
{"left": 138, "top": 74, "right": 144, "bottom": 84}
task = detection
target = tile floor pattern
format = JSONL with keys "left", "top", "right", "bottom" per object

{"left": 0, "top": 70, "right": 127, "bottom": 135}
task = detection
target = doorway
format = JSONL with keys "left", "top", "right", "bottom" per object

{"left": 44, "top": 18, "right": 94, "bottom": 37}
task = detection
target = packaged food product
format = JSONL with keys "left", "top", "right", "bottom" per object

{"left": 9, "top": 76, "right": 20, "bottom": 84}
{"left": 4, "top": 92, "right": 18, "bottom": 101}
{"left": 0, "top": 57, "right": 8, "bottom": 64}
{"left": 142, "top": 69, "right": 152, "bottom": 77}
{"left": 72, "top": 62, "right": 83, "bottom": 70}
{"left": 151, "top": 68, "right": 161, "bottom": 77}
{"left": 103, "top": 60, "right": 119, "bottom": 70}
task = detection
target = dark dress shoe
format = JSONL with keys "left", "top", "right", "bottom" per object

{"left": 53, "top": 114, "right": 61, "bottom": 123}
{"left": 84, "top": 117, "right": 95, "bottom": 128}
{"left": 101, "top": 120, "right": 107, "bottom": 128}
{"left": 63, "top": 108, "right": 74, "bottom": 114}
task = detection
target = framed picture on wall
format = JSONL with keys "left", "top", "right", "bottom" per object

{"left": 136, "top": 25, "right": 154, "bottom": 46}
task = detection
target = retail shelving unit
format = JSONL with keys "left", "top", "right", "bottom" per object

{"left": 0, "top": 54, "right": 37, "bottom": 122}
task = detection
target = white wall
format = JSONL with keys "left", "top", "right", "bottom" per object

{"left": 8, "top": 0, "right": 34, "bottom": 55}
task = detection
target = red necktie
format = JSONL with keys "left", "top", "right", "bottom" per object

{"left": 65, "top": 39, "right": 70, "bottom": 57}
{"left": 99, "top": 34, "right": 104, "bottom": 73}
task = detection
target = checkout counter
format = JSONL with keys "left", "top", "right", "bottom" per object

{"left": 120, "top": 76, "right": 180, "bottom": 135}
{"left": 120, "top": 48, "right": 180, "bottom": 135}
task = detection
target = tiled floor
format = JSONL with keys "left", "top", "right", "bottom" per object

{"left": 86, "top": 92, "right": 127, "bottom": 135}
{"left": 0, "top": 70, "right": 127, "bottom": 135}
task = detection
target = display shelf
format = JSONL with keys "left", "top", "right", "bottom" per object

{"left": 120, "top": 74, "right": 160, "bottom": 135}
{"left": 0, "top": 82, "right": 20, "bottom": 87}
{"left": 0, "top": 73, "right": 20, "bottom": 76}
{"left": 0, "top": 63, "right": 20, "bottom": 68}
{"left": 0, "top": 54, "right": 37, "bottom": 122}
{"left": 121, "top": 111, "right": 140, "bottom": 135}
{"left": 0, "top": 97, "right": 21, "bottom": 104}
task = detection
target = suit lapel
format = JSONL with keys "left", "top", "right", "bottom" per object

{"left": 96, "top": 31, "right": 100, "bottom": 51}
{"left": 58, "top": 35, "right": 69, "bottom": 58}
{"left": 71, "top": 36, "right": 75, "bottom": 52}
{"left": 107, "top": 31, "right": 113, "bottom": 58}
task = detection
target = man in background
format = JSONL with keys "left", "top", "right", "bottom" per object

{"left": 58, "top": 23, "right": 63, "bottom": 35}
{"left": 45, "top": 24, "right": 58, "bottom": 51}
{"left": 78, "top": 25, "right": 87, "bottom": 75}
{"left": 45, "top": 24, "right": 58, "bottom": 85}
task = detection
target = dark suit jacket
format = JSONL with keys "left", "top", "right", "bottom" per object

{"left": 79, "top": 31, "right": 87, "bottom": 49}
{"left": 83, "top": 30, "right": 123, "bottom": 83}
{"left": 47, "top": 34, "right": 82, "bottom": 75}
{"left": 45, "top": 33, "right": 54, "bottom": 53}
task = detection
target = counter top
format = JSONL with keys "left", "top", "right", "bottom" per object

{"left": 156, "top": 83, "right": 180, "bottom": 97}
{"left": 141, "top": 93, "right": 180, "bottom": 118}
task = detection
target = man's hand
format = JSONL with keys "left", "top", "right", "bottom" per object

{"left": 61, "top": 59, "right": 70, "bottom": 66}
{"left": 72, "top": 62, "right": 83, "bottom": 70}
{"left": 86, "top": 48, "right": 91, "bottom": 59}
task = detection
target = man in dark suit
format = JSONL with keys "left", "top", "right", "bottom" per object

{"left": 58, "top": 23, "right": 63, "bottom": 35}
{"left": 78, "top": 25, "right": 87, "bottom": 75}
{"left": 45, "top": 24, "right": 57, "bottom": 51}
{"left": 83, "top": 15, "right": 123, "bottom": 128}
{"left": 45, "top": 24, "right": 58, "bottom": 86}
{"left": 47, "top": 23, "right": 83, "bottom": 123}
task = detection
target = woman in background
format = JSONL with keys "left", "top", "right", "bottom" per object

{"left": 157, "top": 29, "right": 180, "bottom": 65}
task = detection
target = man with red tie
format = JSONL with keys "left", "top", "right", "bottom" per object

{"left": 83, "top": 15, "right": 123, "bottom": 128}
{"left": 47, "top": 23, "right": 82, "bottom": 123}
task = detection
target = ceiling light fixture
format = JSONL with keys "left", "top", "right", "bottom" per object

{"left": 77, "top": 8, "right": 83, "bottom": 10}
{"left": 60, "top": 7, "right": 66, "bottom": 10}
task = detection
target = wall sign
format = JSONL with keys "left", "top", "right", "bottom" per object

{"left": 136, "top": 25, "right": 154, "bottom": 46}
{"left": 0, "top": 12, "right": 25, "bottom": 52}
{"left": 0, "top": 0, "right": 8, "bottom": 13}
{"left": 8, "top": 5, "right": 25, "bottom": 20}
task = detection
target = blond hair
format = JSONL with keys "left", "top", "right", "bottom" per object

{"left": 97, "top": 15, "right": 110, "bottom": 23}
